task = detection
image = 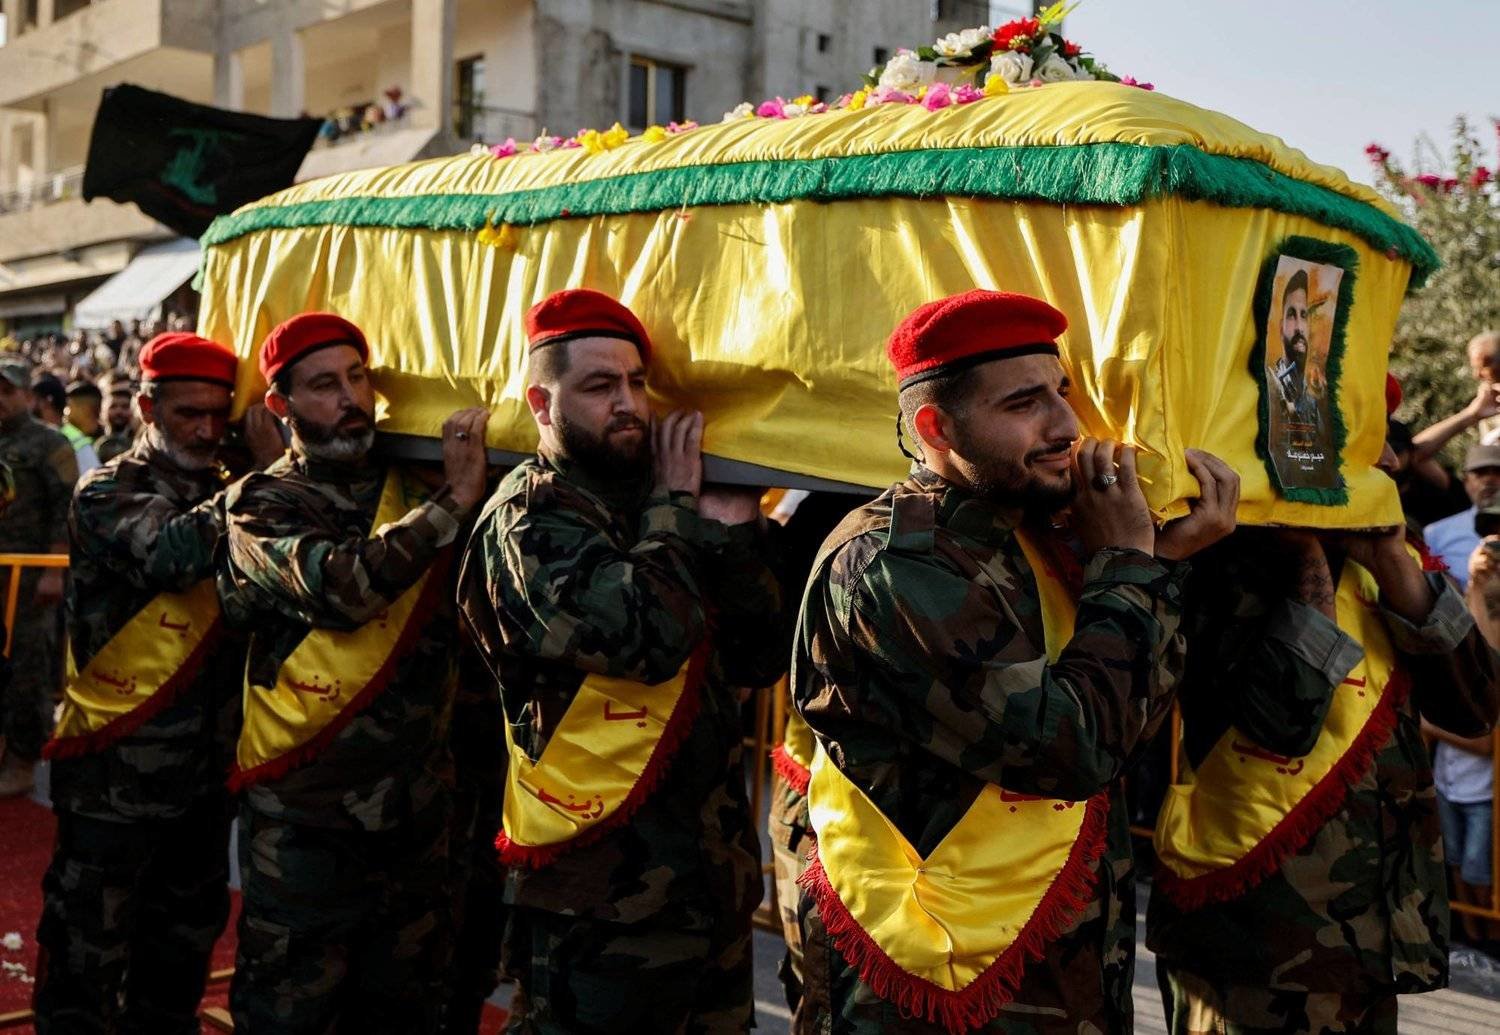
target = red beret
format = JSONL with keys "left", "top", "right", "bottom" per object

{"left": 259, "top": 312, "right": 370, "bottom": 383}
{"left": 525, "top": 289, "right": 651, "bottom": 361}
{"left": 1385, "top": 373, "right": 1403, "bottom": 416}
{"left": 138, "top": 333, "right": 237, "bottom": 387}
{"left": 887, "top": 290, "right": 1068, "bottom": 387}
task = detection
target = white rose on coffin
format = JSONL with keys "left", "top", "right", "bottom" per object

{"left": 879, "top": 50, "right": 938, "bottom": 93}
{"left": 989, "top": 51, "right": 1034, "bottom": 86}
{"left": 1036, "top": 55, "right": 1080, "bottom": 83}
{"left": 933, "top": 26, "right": 993, "bottom": 59}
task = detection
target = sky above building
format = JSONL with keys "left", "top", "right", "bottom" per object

{"left": 1060, "top": 0, "right": 1499, "bottom": 187}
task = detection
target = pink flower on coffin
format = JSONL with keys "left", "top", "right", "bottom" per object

{"left": 757, "top": 99, "right": 787, "bottom": 118}
{"left": 488, "top": 138, "right": 518, "bottom": 159}
{"left": 952, "top": 83, "right": 985, "bottom": 104}
{"left": 666, "top": 120, "right": 698, "bottom": 134}
{"left": 922, "top": 83, "right": 954, "bottom": 110}
{"left": 808, "top": 102, "right": 829, "bottom": 115}
{"left": 1119, "top": 76, "right": 1155, "bottom": 90}
{"left": 868, "top": 86, "right": 916, "bottom": 106}
{"left": 560, "top": 138, "right": 582, "bottom": 149}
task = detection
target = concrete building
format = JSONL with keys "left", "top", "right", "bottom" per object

{"left": 0, "top": 0, "right": 1012, "bottom": 336}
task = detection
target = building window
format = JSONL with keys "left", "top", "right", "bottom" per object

{"left": 814, "top": 85, "right": 831, "bottom": 103}
{"left": 816, "top": 33, "right": 832, "bottom": 53}
{"left": 454, "top": 54, "right": 486, "bottom": 138}
{"left": 873, "top": 46, "right": 889, "bottom": 66}
{"left": 627, "top": 56, "right": 686, "bottom": 129}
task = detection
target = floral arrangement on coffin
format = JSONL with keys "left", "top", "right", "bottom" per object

{"left": 867, "top": 2, "right": 1140, "bottom": 96}
{"left": 472, "top": 2, "right": 1147, "bottom": 165}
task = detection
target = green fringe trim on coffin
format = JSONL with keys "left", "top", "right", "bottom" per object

{"left": 1249, "top": 236, "right": 1360, "bottom": 506}
{"left": 200, "top": 142, "right": 1438, "bottom": 286}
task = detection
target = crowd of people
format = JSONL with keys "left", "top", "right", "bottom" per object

{"left": 0, "top": 290, "right": 1496, "bottom": 1035}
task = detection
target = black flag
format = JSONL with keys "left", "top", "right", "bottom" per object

{"left": 83, "top": 84, "right": 321, "bottom": 239}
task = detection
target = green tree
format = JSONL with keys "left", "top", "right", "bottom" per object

{"left": 1367, "top": 117, "right": 1499, "bottom": 456}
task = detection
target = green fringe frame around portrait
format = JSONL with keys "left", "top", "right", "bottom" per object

{"left": 1250, "top": 235, "right": 1361, "bottom": 507}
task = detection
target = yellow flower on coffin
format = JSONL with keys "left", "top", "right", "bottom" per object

{"left": 477, "top": 216, "right": 517, "bottom": 250}
{"left": 578, "top": 123, "right": 628, "bottom": 155}
{"left": 792, "top": 94, "right": 815, "bottom": 108}
{"left": 642, "top": 125, "right": 668, "bottom": 144}
{"left": 983, "top": 73, "right": 1010, "bottom": 96}
{"left": 846, "top": 88, "right": 870, "bottom": 110}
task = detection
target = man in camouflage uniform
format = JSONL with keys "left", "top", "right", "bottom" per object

{"left": 1147, "top": 515, "right": 1499, "bottom": 1028}
{"left": 95, "top": 374, "right": 138, "bottom": 464}
{"left": 793, "top": 290, "right": 1239, "bottom": 1033}
{"left": 0, "top": 356, "right": 76, "bottom": 798}
{"left": 221, "top": 312, "right": 489, "bottom": 1034}
{"left": 458, "top": 288, "right": 788, "bottom": 1033}
{"left": 33, "top": 333, "right": 244, "bottom": 1033}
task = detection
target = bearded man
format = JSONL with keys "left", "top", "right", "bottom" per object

{"left": 457, "top": 289, "right": 788, "bottom": 1032}
{"left": 222, "top": 312, "right": 489, "bottom": 1034}
{"left": 1271, "top": 269, "right": 1324, "bottom": 444}
{"left": 34, "top": 333, "right": 242, "bottom": 1033}
{"left": 96, "top": 374, "right": 138, "bottom": 464}
{"left": 791, "top": 290, "right": 1239, "bottom": 1034}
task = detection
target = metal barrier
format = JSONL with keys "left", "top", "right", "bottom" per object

{"left": 0, "top": 552, "right": 69, "bottom": 659}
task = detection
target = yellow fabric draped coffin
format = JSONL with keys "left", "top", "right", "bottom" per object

{"left": 196, "top": 81, "right": 1431, "bottom": 529}
{"left": 1152, "top": 552, "right": 1408, "bottom": 908}
{"left": 233, "top": 470, "right": 443, "bottom": 787}
{"left": 798, "top": 531, "right": 1110, "bottom": 1033}
{"left": 46, "top": 580, "right": 222, "bottom": 758}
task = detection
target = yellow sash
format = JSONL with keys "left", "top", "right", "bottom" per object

{"left": 496, "top": 644, "right": 708, "bottom": 867}
{"left": 45, "top": 580, "right": 223, "bottom": 760}
{"left": 232, "top": 469, "right": 445, "bottom": 788}
{"left": 771, "top": 704, "right": 815, "bottom": 796}
{"left": 1153, "top": 555, "right": 1407, "bottom": 909}
{"left": 799, "top": 530, "right": 1110, "bottom": 1033}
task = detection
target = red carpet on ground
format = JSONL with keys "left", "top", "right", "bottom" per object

{"left": 0, "top": 793, "right": 507, "bottom": 1032}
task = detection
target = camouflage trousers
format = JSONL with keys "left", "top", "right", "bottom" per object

{"left": 0, "top": 593, "right": 60, "bottom": 761}
{"left": 439, "top": 772, "right": 507, "bottom": 1035}
{"left": 230, "top": 802, "right": 453, "bottom": 1035}
{"left": 32, "top": 796, "right": 233, "bottom": 1034}
{"left": 1158, "top": 965, "right": 1399, "bottom": 1035}
{"left": 504, "top": 903, "right": 754, "bottom": 1034}
{"left": 769, "top": 771, "right": 812, "bottom": 1014}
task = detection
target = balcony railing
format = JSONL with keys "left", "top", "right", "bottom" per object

{"left": 0, "top": 165, "right": 86, "bottom": 216}
{"left": 453, "top": 103, "right": 536, "bottom": 148}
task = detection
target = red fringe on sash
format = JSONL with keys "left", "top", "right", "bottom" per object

{"left": 227, "top": 553, "right": 453, "bottom": 792}
{"left": 495, "top": 642, "right": 711, "bottom": 870}
{"left": 42, "top": 621, "right": 227, "bottom": 761}
{"left": 797, "top": 792, "right": 1111, "bottom": 1035}
{"left": 770, "top": 742, "right": 811, "bottom": 797}
{"left": 1155, "top": 669, "right": 1411, "bottom": 911}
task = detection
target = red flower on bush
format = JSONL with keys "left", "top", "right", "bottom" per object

{"left": 994, "top": 18, "right": 1041, "bottom": 51}
{"left": 1410, "top": 173, "right": 1443, "bottom": 189}
{"left": 1063, "top": 40, "right": 1083, "bottom": 57}
{"left": 1472, "top": 166, "right": 1493, "bottom": 188}
{"left": 1364, "top": 143, "right": 1391, "bottom": 164}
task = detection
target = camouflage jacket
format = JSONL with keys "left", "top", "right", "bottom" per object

{"left": 220, "top": 450, "right": 468, "bottom": 832}
{"left": 1146, "top": 536, "right": 1500, "bottom": 997}
{"left": 0, "top": 411, "right": 76, "bottom": 562}
{"left": 794, "top": 466, "right": 1189, "bottom": 1032}
{"left": 457, "top": 455, "right": 787, "bottom": 926}
{"left": 52, "top": 438, "right": 241, "bottom": 820}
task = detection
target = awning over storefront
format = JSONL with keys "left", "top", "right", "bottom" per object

{"left": 72, "top": 237, "right": 201, "bottom": 328}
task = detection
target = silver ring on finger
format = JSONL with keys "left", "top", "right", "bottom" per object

{"left": 1093, "top": 473, "right": 1118, "bottom": 490}
{"left": 456, "top": 431, "right": 470, "bottom": 441}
